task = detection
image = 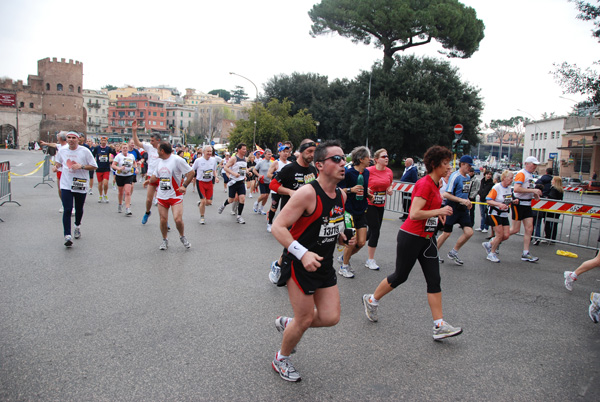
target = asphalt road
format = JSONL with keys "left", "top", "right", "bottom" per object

{"left": 1, "top": 149, "right": 599, "bottom": 401}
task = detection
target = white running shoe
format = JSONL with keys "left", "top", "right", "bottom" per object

{"left": 272, "top": 355, "right": 301, "bottom": 382}
{"left": 482, "top": 242, "right": 492, "bottom": 255}
{"left": 71, "top": 208, "right": 75, "bottom": 216}
{"left": 338, "top": 265, "right": 354, "bottom": 278}
{"left": 365, "top": 259, "right": 380, "bottom": 270}
{"left": 481, "top": 228, "right": 488, "bottom": 233}
{"left": 266, "top": 224, "right": 272, "bottom": 233}
{"left": 269, "top": 261, "right": 281, "bottom": 284}
{"left": 74, "top": 226, "right": 81, "bottom": 239}
{"left": 159, "top": 239, "right": 168, "bottom": 250}
{"left": 474, "top": 228, "right": 482, "bottom": 232}
{"left": 125, "top": 208, "right": 132, "bottom": 216}
{"left": 59, "top": 206, "right": 64, "bottom": 213}
{"left": 103, "top": 195, "right": 109, "bottom": 203}
{"left": 236, "top": 215, "right": 246, "bottom": 224}
{"left": 200, "top": 217, "right": 205, "bottom": 225}
{"left": 118, "top": 204, "right": 122, "bottom": 213}
{"left": 64, "top": 235, "right": 73, "bottom": 247}
{"left": 362, "top": 294, "right": 378, "bottom": 322}
{"left": 433, "top": 321, "right": 463, "bottom": 340}
{"left": 180, "top": 235, "right": 191, "bottom": 249}
{"left": 589, "top": 292, "right": 600, "bottom": 323}
{"left": 564, "top": 271, "right": 576, "bottom": 291}
{"left": 486, "top": 253, "right": 500, "bottom": 263}
{"left": 217, "top": 204, "right": 225, "bottom": 214}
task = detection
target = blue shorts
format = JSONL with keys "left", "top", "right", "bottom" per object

{"left": 443, "top": 206, "right": 472, "bottom": 232}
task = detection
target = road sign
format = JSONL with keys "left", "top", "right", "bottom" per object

{"left": 549, "top": 152, "right": 558, "bottom": 159}
{"left": 454, "top": 124, "right": 463, "bottom": 135}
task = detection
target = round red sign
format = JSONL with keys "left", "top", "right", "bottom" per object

{"left": 454, "top": 124, "right": 464, "bottom": 135}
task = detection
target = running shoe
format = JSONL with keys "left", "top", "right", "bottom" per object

{"left": 126, "top": 208, "right": 132, "bottom": 216}
{"left": 474, "top": 227, "right": 482, "bottom": 232}
{"left": 259, "top": 209, "right": 267, "bottom": 215}
{"left": 272, "top": 355, "right": 301, "bottom": 382}
{"left": 237, "top": 216, "right": 246, "bottom": 224}
{"left": 486, "top": 253, "right": 500, "bottom": 263}
{"left": 447, "top": 251, "right": 464, "bottom": 266}
{"left": 362, "top": 294, "right": 378, "bottom": 322}
{"left": 230, "top": 209, "right": 237, "bottom": 216}
{"left": 74, "top": 226, "right": 81, "bottom": 239}
{"left": 59, "top": 206, "right": 64, "bottom": 213}
{"left": 439, "top": 257, "right": 444, "bottom": 264}
{"left": 365, "top": 259, "right": 380, "bottom": 270}
{"left": 269, "top": 261, "right": 281, "bottom": 284}
{"left": 481, "top": 228, "right": 488, "bottom": 233}
{"left": 589, "top": 292, "right": 600, "bottom": 323}
{"left": 142, "top": 211, "right": 151, "bottom": 224}
{"left": 253, "top": 202, "right": 259, "bottom": 213}
{"left": 118, "top": 204, "right": 122, "bottom": 213}
{"left": 338, "top": 265, "right": 355, "bottom": 278}
{"left": 248, "top": 193, "right": 253, "bottom": 198}
{"left": 482, "top": 241, "right": 492, "bottom": 255}
{"left": 103, "top": 195, "right": 109, "bottom": 203}
{"left": 197, "top": 201, "right": 201, "bottom": 206}
{"left": 521, "top": 252, "right": 539, "bottom": 262}
{"left": 266, "top": 224, "right": 272, "bottom": 233}
{"left": 532, "top": 238, "right": 541, "bottom": 246}
{"left": 159, "top": 238, "right": 168, "bottom": 250}
{"left": 88, "top": 189, "right": 93, "bottom": 195}
{"left": 98, "top": 196, "right": 102, "bottom": 203}
{"left": 167, "top": 224, "right": 171, "bottom": 232}
{"left": 71, "top": 208, "right": 75, "bottom": 216}
{"left": 180, "top": 235, "right": 191, "bottom": 249}
{"left": 433, "top": 321, "right": 463, "bottom": 341}
{"left": 200, "top": 217, "right": 205, "bottom": 225}
{"left": 564, "top": 271, "right": 576, "bottom": 291}
{"left": 217, "top": 205, "right": 225, "bottom": 214}
{"left": 275, "top": 316, "right": 296, "bottom": 353}
{"left": 64, "top": 235, "right": 73, "bottom": 247}
{"left": 337, "top": 254, "right": 344, "bottom": 265}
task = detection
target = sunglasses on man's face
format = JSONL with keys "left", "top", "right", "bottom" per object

{"left": 379, "top": 155, "right": 388, "bottom": 158}
{"left": 319, "top": 155, "right": 345, "bottom": 163}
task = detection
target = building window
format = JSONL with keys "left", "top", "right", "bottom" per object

{"left": 543, "top": 133, "right": 547, "bottom": 140}
{"left": 535, "top": 133, "right": 538, "bottom": 140}
{"left": 19, "top": 101, "right": 24, "bottom": 107}
{"left": 46, "top": 83, "right": 50, "bottom": 90}
{"left": 69, "top": 85, "right": 74, "bottom": 93}
{"left": 57, "top": 84, "right": 63, "bottom": 91}
{"left": 531, "top": 134, "right": 534, "bottom": 141}
{"left": 140, "top": 112, "right": 144, "bottom": 118}
{"left": 551, "top": 132, "right": 554, "bottom": 139}
{"left": 78, "top": 87, "right": 81, "bottom": 93}
{"left": 29, "top": 102, "right": 34, "bottom": 108}
{"left": 160, "top": 112, "right": 164, "bottom": 117}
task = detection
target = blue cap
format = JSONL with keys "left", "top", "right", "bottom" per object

{"left": 278, "top": 144, "right": 290, "bottom": 153}
{"left": 459, "top": 155, "right": 473, "bottom": 165}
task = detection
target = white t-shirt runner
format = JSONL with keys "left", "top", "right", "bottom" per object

{"left": 55, "top": 145, "right": 97, "bottom": 193}
{"left": 142, "top": 142, "right": 160, "bottom": 176}
{"left": 113, "top": 153, "right": 136, "bottom": 176}
{"left": 154, "top": 154, "right": 193, "bottom": 200}
{"left": 192, "top": 156, "right": 218, "bottom": 182}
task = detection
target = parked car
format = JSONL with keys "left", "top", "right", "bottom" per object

{"left": 585, "top": 181, "right": 600, "bottom": 192}
{"left": 562, "top": 178, "right": 583, "bottom": 188}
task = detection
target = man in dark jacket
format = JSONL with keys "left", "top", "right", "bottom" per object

{"left": 400, "top": 158, "right": 418, "bottom": 220}
{"left": 536, "top": 168, "right": 553, "bottom": 197}
{"left": 475, "top": 170, "right": 494, "bottom": 233}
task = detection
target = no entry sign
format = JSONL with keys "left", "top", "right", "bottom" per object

{"left": 454, "top": 124, "right": 463, "bottom": 135}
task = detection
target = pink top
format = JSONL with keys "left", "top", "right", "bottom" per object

{"left": 366, "top": 166, "right": 393, "bottom": 207}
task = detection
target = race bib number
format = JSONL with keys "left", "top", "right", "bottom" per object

{"left": 373, "top": 191, "right": 386, "bottom": 205}
{"left": 304, "top": 173, "right": 316, "bottom": 184}
{"left": 503, "top": 194, "right": 513, "bottom": 205}
{"left": 203, "top": 169, "right": 213, "bottom": 180}
{"left": 424, "top": 217, "right": 439, "bottom": 232}
{"left": 462, "top": 180, "right": 471, "bottom": 194}
{"left": 159, "top": 178, "right": 171, "bottom": 190}
{"left": 99, "top": 155, "right": 108, "bottom": 162}
{"left": 71, "top": 177, "right": 87, "bottom": 191}
{"left": 319, "top": 221, "right": 343, "bottom": 237}
{"left": 527, "top": 179, "right": 535, "bottom": 189}
{"left": 238, "top": 168, "right": 246, "bottom": 177}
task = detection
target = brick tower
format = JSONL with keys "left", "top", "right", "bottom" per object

{"left": 38, "top": 57, "right": 86, "bottom": 137}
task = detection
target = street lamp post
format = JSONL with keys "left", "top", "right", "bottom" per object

{"left": 229, "top": 72, "right": 258, "bottom": 151}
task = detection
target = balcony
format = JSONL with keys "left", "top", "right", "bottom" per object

{"left": 86, "top": 102, "right": 101, "bottom": 109}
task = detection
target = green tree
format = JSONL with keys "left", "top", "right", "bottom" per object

{"left": 209, "top": 89, "right": 231, "bottom": 102}
{"left": 228, "top": 99, "right": 316, "bottom": 151}
{"left": 231, "top": 86, "right": 249, "bottom": 104}
{"left": 103, "top": 85, "right": 117, "bottom": 91}
{"left": 553, "top": 1, "right": 600, "bottom": 105}
{"left": 308, "top": 0, "right": 485, "bottom": 72}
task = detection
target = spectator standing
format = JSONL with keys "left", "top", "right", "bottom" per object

{"left": 476, "top": 170, "right": 494, "bottom": 233}
{"left": 400, "top": 158, "right": 418, "bottom": 220}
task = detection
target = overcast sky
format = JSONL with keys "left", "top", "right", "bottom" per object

{"left": 1, "top": 0, "right": 598, "bottom": 127}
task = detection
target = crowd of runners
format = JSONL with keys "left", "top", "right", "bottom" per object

{"left": 40, "top": 130, "right": 600, "bottom": 382}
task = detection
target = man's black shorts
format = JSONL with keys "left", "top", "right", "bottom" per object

{"left": 443, "top": 207, "right": 472, "bottom": 232}
{"left": 511, "top": 204, "right": 533, "bottom": 221}
{"left": 277, "top": 254, "right": 337, "bottom": 295}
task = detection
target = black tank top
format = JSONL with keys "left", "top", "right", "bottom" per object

{"left": 288, "top": 180, "right": 345, "bottom": 270}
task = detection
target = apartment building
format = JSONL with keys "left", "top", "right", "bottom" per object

{"left": 107, "top": 95, "right": 167, "bottom": 135}
{"left": 83, "top": 89, "right": 109, "bottom": 135}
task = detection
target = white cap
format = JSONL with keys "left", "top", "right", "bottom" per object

{"left": 525, "top": 156, "right": 540, "bottom": 164}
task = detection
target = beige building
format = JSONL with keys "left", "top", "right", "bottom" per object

{"left": 83, "top": 89, "right": 109, "bottom": 136}
{"left": 559, "top": 116, "right": 600, "bottom": 180}
{"left": 106, "top": 86, "right": 137, "bottom": 103}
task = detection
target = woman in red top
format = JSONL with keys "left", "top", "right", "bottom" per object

{"left": 365, "top": 148, "right": 394, "bottom": 270}
{"left": 361, "top": 145, "right": 463, "bottom": 341}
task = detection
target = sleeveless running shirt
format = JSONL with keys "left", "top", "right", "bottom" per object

{"left": 229, "top": 155, "right": 247, "bottom": 184}
{"left": 287, "top": 181, "right": 345, "bottom": 270}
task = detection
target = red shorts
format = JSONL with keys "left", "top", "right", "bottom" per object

{"left": 197, "top": 180, "right": 214, "bottom": 200}
{"left": 96, "top": 171, "right": 110, "bottom": 181}
{"left": 157, "top": 198, "right": 182, "bottom": 209}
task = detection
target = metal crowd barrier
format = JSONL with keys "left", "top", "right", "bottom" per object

{"left": 0, "top": 160, "right": 22, "bottom": 222}
{"left": 34, "top": 154, "right": 54, "bottom": 188}
{"left": 384, "top": 181, "right": 600, "bottom": 251}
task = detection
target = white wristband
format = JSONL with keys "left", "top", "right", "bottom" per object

{"left": 288, "top": 240, "right": 308, "bottom": 260}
